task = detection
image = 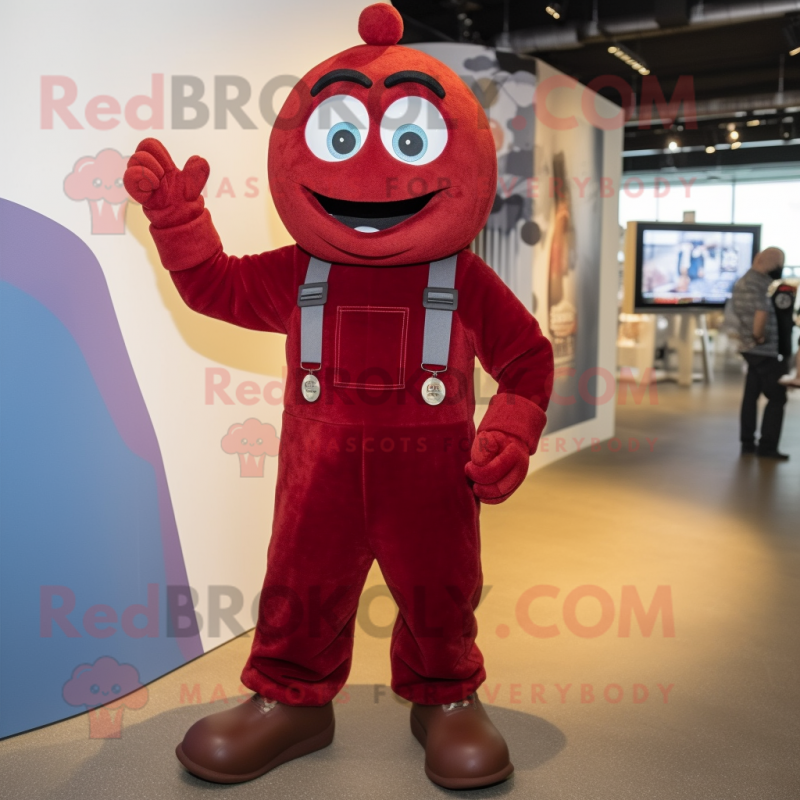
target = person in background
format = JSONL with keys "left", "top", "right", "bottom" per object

{"left": 730, "top": 247, "right": 789, "bottom": 460}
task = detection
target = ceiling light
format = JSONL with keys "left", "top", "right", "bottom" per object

{"left": 729, "top": 130, "right": 739, "bottom": 140}
{"left": 608, "top": 42, "right": 650, "bottom": 76}
{"left": 705, "top": 146, "right": 716, "bottom": 154}
{"left": 746, "top": 119, "right": 761, "bottom": 127}
{"left": 546, "top": 4, "right": 562, "bottom": 19}
{"left": 668, "top": 140, "right": 679, "bottom": 151}
{"left": 731, "top": 141, "right": 742, "bottom": 149}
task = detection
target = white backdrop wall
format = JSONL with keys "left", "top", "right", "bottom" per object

{"left": 0, "top": 0, "right": 374, "bottom": 661}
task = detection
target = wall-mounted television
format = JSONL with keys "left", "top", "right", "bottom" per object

{"left": 623, "top": 221, "right": 761, "bottom": 313}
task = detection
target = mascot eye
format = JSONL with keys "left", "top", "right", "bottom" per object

{"left": 305, "top": 94, "right": 369, "bottom": 163}
{"left": 327, "top": 122, "right": 361, "bottom": 159}
{"left": 392, "top": 125, "right": 427, "bottom": 162}
{"left": 380, "top": 96, "right": 447, "bottom": 166}
{"left": 92, "top": 177, "right": 102, "bottom": 188}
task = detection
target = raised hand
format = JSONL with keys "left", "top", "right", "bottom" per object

{"left": 124, "top": 138, "right": 210, "bottom": 229}
{"left": 465, "top": 429, "right": 529, "bottom": 505}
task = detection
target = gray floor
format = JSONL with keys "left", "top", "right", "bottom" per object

{"left": 0, "top": 690, "right": 565, "bottom": 800}
{"left": 1, "top": 371, "right": 799, "bottom": 799}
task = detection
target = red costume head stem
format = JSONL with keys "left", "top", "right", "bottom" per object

{"left": 358, "top": 3, "right": 404, "bottom": 46}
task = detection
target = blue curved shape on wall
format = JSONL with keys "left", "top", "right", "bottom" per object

{"left": 0, "top": 199, "right": 203, "bottom": 738}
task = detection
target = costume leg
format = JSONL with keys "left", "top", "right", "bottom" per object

{"left": 241, "top": 414, "right": 373, "bottom": 706}
{"left": 365, "top": 421, "right": 485, "bottom": 705}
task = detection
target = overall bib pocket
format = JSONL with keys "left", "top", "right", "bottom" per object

{"left": 334, "top": 306, "right": 409, "bottom": 389}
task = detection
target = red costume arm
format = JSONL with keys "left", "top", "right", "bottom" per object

{"left": 460, "top": 251, "right": 554, "bottom": 454}
{"left": 461, "top": 251, "right": 554, "bottom": 504}
{"left": 124, "top": 138, "right": 295, "bottom": 333}
{"left": 150, "top": 212, "right": 295, "bottom": 335}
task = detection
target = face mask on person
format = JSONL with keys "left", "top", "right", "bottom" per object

{"left": 768, "top": 266, "right": 784, "bottom": 281}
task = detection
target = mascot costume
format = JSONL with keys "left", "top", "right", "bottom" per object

{"left": 124, "top": 3, "right": 553, "bottom": 790}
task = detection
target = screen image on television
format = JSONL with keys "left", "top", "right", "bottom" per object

{"left": 634, "top": 223, "right": 761, "bottom": 310}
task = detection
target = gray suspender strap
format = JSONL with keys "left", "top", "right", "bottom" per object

{"left": 297, "top": 257, "right": 331, "bottom": 367}
{"left": 296, "top": 254, "right": 458, "bottom": 401}
{"left": 421, "top": 255, "right": 459, "bottom": 370}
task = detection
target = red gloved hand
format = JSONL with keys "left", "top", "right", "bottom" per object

{"left": 465, "top": 430, "right": 530, "bottom": 505}
{"left": 123, "top": 138, "right": 210, "bottom": 229}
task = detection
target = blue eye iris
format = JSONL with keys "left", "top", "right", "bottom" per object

{"left": 326, "top": 122, "right": 361, "bottom": 159}
{"left": 112, "top": 684, "right": 121, "bottom": 694}
{"left": 90, "top": 684, "right": 100, "bottom": 694}
{"left": 392, "top": 124, "right": 428, "bottom": 162}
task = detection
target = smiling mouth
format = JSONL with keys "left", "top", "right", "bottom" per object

{"left": 312, "top": 190, "right": 437, "bottom": 233}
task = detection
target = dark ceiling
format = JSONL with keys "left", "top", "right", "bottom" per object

{"left": 393, "top": 0, "right": 800, "bottom": 172}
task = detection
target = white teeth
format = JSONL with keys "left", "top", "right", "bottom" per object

{"left": 111, "top": 202, "right": 124, "bottom": 220}
{"left": 327, "top": 213, "right": 379, "bottom": 233}
{"left": 95, "top": 198, "right": 105, "bottom": 215}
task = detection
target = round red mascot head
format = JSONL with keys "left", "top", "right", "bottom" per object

{"left": 268, "top": 3, "right": 497, "bottom": 266}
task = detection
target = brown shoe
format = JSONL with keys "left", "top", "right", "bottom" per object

{"left": 410, "top": 694, "right": 513, "bottom": 789}
{"left": 176, "top": 694, "right": 334, "bottom": 784}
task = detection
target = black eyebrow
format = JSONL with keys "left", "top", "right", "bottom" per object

{"left": 310, "top": 69, "right": 373, "bottom": 97}
{"left": 384, "top": 71, "right": 446, "bottom": 99}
